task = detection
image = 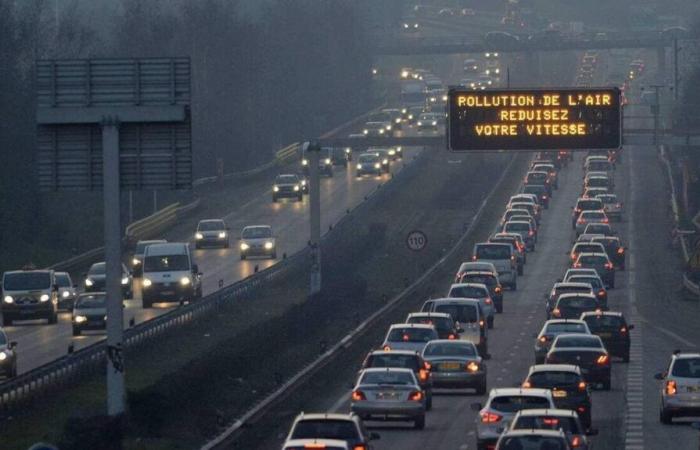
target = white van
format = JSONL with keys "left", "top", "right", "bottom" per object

{"left": 1, "top": 269, "right": 59, "bottom": 325}
{"left": 141, "top": 243, "right": 202, "bottom": 308}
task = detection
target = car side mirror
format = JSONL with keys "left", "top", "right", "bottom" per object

{"left": 628, "top": 324, "right": 635, "bottom": 330}
{"left": 587, "top": 428, "right": 599, "bottom": 436}
{"left": 471, "top": 402, "right": 483, "bottom": 411}
{"left": 370, "top": 432, "right": 381, "bottom": 440}
{"left": 654, "top": 372, "right": 665, "bottom": 380}
{"left": 9, "top": 341, "right": 17, "bottom": 349}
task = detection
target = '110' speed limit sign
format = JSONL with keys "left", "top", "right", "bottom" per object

{"left": 406, "top": 230, "right": 427, "bottom": 252}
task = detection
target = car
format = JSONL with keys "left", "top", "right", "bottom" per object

{"left": 596, "top": 193, "right": 623, "bottom": 221}
{"left": 0, "top": 328, "right": 17, "bottom": 378}
{"left": 583, "top": 187, "right": 609, "bottom": 199}
{"left": 507, "top": 215, "right": 538, "bottom": 241}
{"left": 545, "top": 283, "right": 594, "bottom": 318}
{"left": 361, "top": 349, "right": 433, "bottom": 410}
{"left": 584, "top": 175, "right": 613, "bottom": 193}
{"left": 585, "top": 156, "right": 614, "bottom": 173}
{"left": 301, "top": 147, "right": 334, "bottom": 177}
{"left": 569, "top": 242, "right": 606, "bottom": 265}
{"left": 365, "top": 148, "right": 391, "bottom": 173}
{"left": 509, "top": 193, "right": 540, "bottom": 209}
{"left": 362, "top": 121, "right": 390, "bottom": 137}
{"left": 284, "top": 412, "right": 379, "bottom": 449}
{"left": 297, "top": 173, "right": 309, "bottom": 194}
{"left": 591, "top": 236, "right": 626, "bottom": 269}
{"left": 464, "top": 58, "right": 479, "bottom": 73}
{"left": 459, "top": 271, "right": 504, "bottom": 313}
{"left": 575, "top": 210, "right": 608, "bottom": 236}
{"left": 272, "top": 174, "right": 303, "bottom": 202}
{"left": 546, "top": 334, "right": 612, "bottom": 390}
{"left": 351, "top": 368, "right": 427, "bottom": 429}
{"left": 448, "top": 283, "right": 495, "bottom": 328}
{"left": 455, "top": 261, "right": 498, "bottom": 283}
{"left": 495, "top": 429, "right": 572, "bottom": 450}
{"left": 72, "top": 292, "right": 108, "bottom": 336}
{"left": 406, "top": 105, "right": 424, "bottom": 124}
{"left": 132, "top": 239, "right": 167, "bottom": 277}
{"left": 422, "top": 340, "right": 488, "bottom": 393}
{"left": 84, "top": 262, "right": 132, "bottom": 299}
{"left": 525, "top": 171, "right": 552, "bottom": 194}
{"left": 381, "top": 323, "right": 438, "bottom": 353}
{"left": 534, "top": 319, "right": 591, "bottom": 364}
{"left": 551, "top": 293, "right": 602, "bottom": 320}
{"left": 521, "top": 365, "right": 592, "bottom": 429}
{"left": 416, "top": 113, "right": 440, "bottom": 131}
{"left": 141, "top": 242, "right": 202, "bottom": 308}
{"left": 421, "top": 298, "right": 488, "bottom": 356}
{"left": 490, "top": 233, "right": 526, "bottom": 272}
{"left": 532, "top": 163, "right": 559, "bottom": 189}
{"left": 239, "top": 225, "right": 276, "bottom": 260}
{"left": 656, "top": 351, "right": 700, "bottom": 423}
{"left": 572, "top": 198, "right": 604, "bottom": 229}
{"left": 1, "top": 269, "right": 59, "bottom": 326}
{"left": 356, "top": 153, "right": 383, "bottom": 177}
{"left": 502, "top": 221, "right": 535, "bottom": 252}
{"left": 509, "top": 201, "right": 540, "bottom": 223}
{"left": 473, "top": 388, "right": 556, "bottom": 450}
{"left": 521, "top": 185, "right": 550, "bottom": 208}
{"left": 573, "top": 252, "right": 615, "bottom": 288}
{"left": 55, "top": 271, "right": 77, "bottom": 311}
{"left": 562, "top": 268, "right": 599, "bottom": 282}
{"left": 510, "top": 409, "right": 595, "bottom": 449}
{"left": 194, "top": 219, "right": 230, "bottom": 249}
{"left": 401, "top": 21, "right": 420, "bottom": 32}
{"left": 406, "top": 312, "right": 459, "bottom": 340}
{"left": 499, "top": 208, "right": 534, "bottom": 229}
{"left": 580, "top": 311, "right": 633, "bottom": 362}
{"left": 283, "top": 439, "right": 349, "bottom": 450}
{"left": 566, "top": 274, "right": 608, "bottom": 307}
{"left": 472, "top": 243, "right": 518, "bottom": 290}
{"left": 582, "top": 222, "right": 614, "bottom": 237}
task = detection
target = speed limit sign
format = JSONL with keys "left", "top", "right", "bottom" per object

{"left": 406, "top": 230, "right": 428, "bottom": 252}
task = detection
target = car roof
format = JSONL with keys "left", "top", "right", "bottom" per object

{"left": 576, "top": 197, "right": 602, "bottom": 202}
{"left": 489, "top": 387, "right": 552, "bottom": 398}
{"left": 557, "top": 292, "right": 597, "bottom": 300}
{"left": 580, "top": 311, "right": 624, "bottom": 318}
{"left": 553, "top": 282, "right": 592, "bottom": 289}
{"left": 388, "top": 323, "right": 435, "bottom": 330}
{"left": 429, "top": 297, "right": 481, "bottom": 306}
{"left": 243, "top": 225, "right": 271, "bottom": 230}
{"left": 672, "top": 352, "right": 700, "bottom": 360}
{"left": 501, "top": 429, "right": 567, "bottom": 439}
{"left": 284, "top": 439, "right": 349, "bottom": 448}
{"left": 407, "top": 312, "right": 452, "bottom": 319}
{"left": 463, "top": 271, "right": 497, "bottom": 277}
{"left": 544, "top": 319, "right": 587, "bottom": 326}
{"left": 514, "top": 408, "right": 578, "bottom": 418}
{"left": 294, "top": 412, "right": 358, "bottom": 422}
{"left": 369, "top": 349, "right": 419, "bottom": 357}
{"left": 361, "top": 367, "right": 415, "bottom": 375}
{"left": 475, "top": 242, "right": 511, "bottom": 248}
{"left": 576, "top": 252, "right": 608, "bottom": 258}
{"left": 143, "top": 242, "right": 189, "bottom": 256}
{"left": 450, "top": 283, "right": 488, "bottom": 289}
{"left": 136, "top": 239, "right": 167, "bottom": 245}
{"left": 528, "top": 364, "right": 581, "bottom": 375}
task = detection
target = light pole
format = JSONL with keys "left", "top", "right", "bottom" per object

{"left": 304, "top": 142, "right": 322, "bottom": 297}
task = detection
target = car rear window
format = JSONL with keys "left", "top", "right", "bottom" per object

{"left": 513, "top": 416, "right": 579, "bottom": 433}
{"left": 435, "top": 304, "right": 478, "bottom": 323}
{"left": 577, "top": 200, "right": 602, "bottom": 210}
{"left": 462, "top": 275, "right": 496, "bottom": 287}
{"left": 407, "top": 316, "right": 453, "bottom": 332}
{"left": 581, "top": 211, "right": 605, "bottom": 220}
{"left": 505, "top": 222, "right": 530, "bottom": 232}
{"left": 574, "top": 244, "right": 604, "bottom": 253}
{"left": 597, "top": 195, "right": 617, "bottom": 203}
{"left": 55, "top": 273, "right": 71, "bottom": 287}
{"left": 423, "top": 342, "right": 476, "bottom": 357}
{"left": 558, "top": 296, "right": 597, "bottom": 309}
{"left": 578, "top": 255, "right": 606, "bottom": 265}
{"left": 583, "top": 315, "right": 624, "bottom": 331}
{"left": 529, "top": 371, "right": 581, "bottom": 387}
{"left": 545, "top": 323, "right": 588, "bottom": 334}
{"left": 555, "top": 336, "right": 602, "bottom": 348}
{"left": 587, "top": 178, "right": 609, "bottom": 186}
{"left": 198, "top": 221, "right": 225, "bottom": 231}
{"left": 671, "top": 358, "right": 700, "bottom": 378}
{"left": 568, "top": 276, "right": 602, "bottom": 290}
{"left": 490, "top": 396, "right": 551, "bottom": 413}
{"left": 387, "top": 328, "right": 436, "bottom": 342}
{"left": 361, "top": 371, "right": 415, "bottom": 385}
{"left": 449, "top": 285, "right": 488, "bottom": 298}
{"left": 475, "top": 245, "right": 510, "bottom": 259}
{"left": 527, "top": 173, "right": 548, "bottom": 182}
{"left": 523, "top": 185, "right": 545, "bottom": 194}
{"left": 291, "top": 420, "right": 359, "bottom": 440}
{"left": 366, "top": 354, "right": 419, "bottom": 371}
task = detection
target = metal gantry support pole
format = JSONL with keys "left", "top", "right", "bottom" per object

{"left": 306, "top": 141, "right": 322, "bottom": 297}
{"left": 674, "top": 38, "right": 680, "bottom": 101}
{"left": 102, "top": 117, "right": 126, "bottom": 416}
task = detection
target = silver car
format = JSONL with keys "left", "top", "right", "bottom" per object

{"left": 351, "top": 368, "right": 427, "bottom": 429}
{"left": 381, "top": 323, "right": 438, "bottom": 353}
{"left": 422, "top": 340, "right": 488, "bottom": 393}
{"left": 473, "top": 388, "right": 555, "bottom": 449}
{"left": 656, "top": 351, "right": 700, "bottom": 423}
{"left": 495, "top": 429, "right": 570, "bottom": 450}
{"left": 510, "top": 408, "right": 595, "bottom": 450}
{"left": 239, "top": 225, "right": 276, "bottom": 260}
{"left": 575, "top": 210, "right": 609, "bottom": 236}
{"left": 72, "top": 292, "right": 107, "bottom": 336}
{"left": 194, "top": 219, "right": 230, "bottom": 249}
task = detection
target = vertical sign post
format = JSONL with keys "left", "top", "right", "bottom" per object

{"left": 305, "top": 141, "right": 322, "bottom": 296}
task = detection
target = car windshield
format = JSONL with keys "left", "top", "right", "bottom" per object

{"left": 529, "top": 371, "right": 581, "bottom": 387}
{"left": 418, "top": 114, "right": 432, "bottom": 120}
{"left": 291, "top": 420, "right": 358, "bottom": 441}
{"left": 574, "top": 244, "right": 604, "bottom": 253}
{"left": 407, "top": 316, "right": 452, "bottom": 332}
{"left": 499, "top": 436, "right": 568, "bottom": 449}
{"left": 505, "top": 222, "right": 530, "bottom": 232}
{"left": 490, "top": 396, "right": 551, "bottom": 413}
{"left": 367, "top": 354, "right": 419, "bottom": 371}
{"left": 76, "top": 294, "right": 106, "bottom": 308}
{"left": 387, "top": 328, "right": 436, "bottom": 342}
{"left": 584, "top": 315, "right": 624, "bottom": 331}
{"left": 198, "top": 221, "right": 224, "bottom": 231}
{"left": 587, "top": 178, "right": 608, "bottom": 186}
{"left": 545, "top": 323, "right": 588, "bottom": 334}
{"left": 361, "top": 371, "right": 415, "bottom": 385}
{"left": 585, "top": 224, "right": 610, "bottom": 233}
{"left": 449, "top": 285, "right": 487, "bottom": 298}
{"left": 143, "top": 255, "right": 190, "bottom": 272}
{"left": 423, "top": 342, "right": 476, "bottom": 357}
{"left": 242, "top": 227, "right": 272, "bottom": 239}
{"left": 136, "top": 241, "right": 163, "bottom": 253}
{"left": 555, "top": 336, "right": 602, "bottom": 348}
{"left": 513, "top": 416, "right": 578, "bottom": 433}
{"left": 672, "top": 358, "right": 700, "bottom": 378}
{"left": 581, "top": 211, "right": 605, "bottom": 220}
{"left": 55, "top": 273, "right": 71, "bottom": 287}
{"left": 276, "top": 175, "right": 298, "bottom": 183}
{"left": 89, "top": 263, "right": 106, "bottom": 275}
{"left": 569, "top": 276, "right": 602, "bottom": 289}
{"left": 558, "top": 296, "right": 597, "bottom": 309}
{"left": 3, "top": 272, "right": 52, "bottom": 291}
{"left": 577, "top": 200, "right": 602, "bottom": 210}
{"left": 475, "top": 245, "right": 510, "bottom": 259}
{"left": 435, "top": 304, "right": 478, "bottom": 323}
{"left": 588, "top": 161, "right": 611, "bottom": 171}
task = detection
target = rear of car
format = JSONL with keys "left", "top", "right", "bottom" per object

{"left": 448, "top": 283, "right": 495, "bottom": 328}
{"left": 361, "top": 349, "right": 432, "bottom": 409}
{"left": 285, "top": 413, "right": 373, "bottom": 450}
{"left": 592, "top": 236, "right": 626, "bottom": 270}
{"left": 551, "top": 293, "right": 600, "bottom": 320}
{"left": 472, "top": 243, "right": 518, "bottom": 289}
{"left": 522, "top": 184, "right": 550, "bottom": 208}
{"left": 573, "top": 252, "right": 615, "bottom": 288}
{"left": 580, "top": 311, "right": 632, "bottom": 362}
{"left": 545, "top": 337, "right": 611, "bottom": 390}
{"left": 510, "top": 409, "right": 590, "bottom": 449}
{"left": 658, "top": 353, "right": 700, "bottom": 423}
{"left": 495, "top": 429, "right": 572, "bottom": 450}
{"left": 546, "top": 283, "right": 594, "bottom": 318}
{"left": 283, "top": 439, "right": 349, "bottom": 450}
{"left": 489, "top": 234, "right": 525, "bottom": 274}
{"left": 575, "top": 210, "right": 608, "bottom": 236}
{"left": 422, "top": 340, "right": 487, "bottom": 393}
{"left": 572, "top": 198, "right": 603, "bottom": 229}
{"left": 381, "top": 324, "right": 438, "bottom": 353}
{"left": 455, "top": 261, "right": 498, "bottom": 282}
{"left": 534, "top": 320, "right": 591, "bottom": 364}
{"left": 597, "top": 193, "right": 622, "bottom": 221}
{"left": 502, "top": 221, "right": 535, "bottom": 253}
{"left": 422, "top": 298, "right": 487, "bottom": 356}
{"left": 522, "top": 365, "right": 592, "bottom": 429}
{"left": 460, "top": 272, "right": 504, "bottom": 313}
{"left": 406, "top": 312, "right": 459, "bottom": 340}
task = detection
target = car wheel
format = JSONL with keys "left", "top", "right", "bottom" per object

{"left": 511, "top": 281, "right": 517, "bottom": 291}
{"left": 609, "top": 280, "right": 615, "bottom": 289}
{"left": 495, "top": 303, "right": 503, "bottom": 314}
{"left": 623, "top": 352, "right": 630, "bottom": 363}
{"left": 272, "top": 196, "right": 278, "bottom": 203}
{"left": 240, "top": 254, "right": 247, "bottom": 260}
{"left": 195, "top": 243, "right": 201, "bottom": 249}
{"left": 414, "top": 415, "right": 425, "bottom": 430}
{"left": 426, "top": 392, "right": 433, "bottom": 410}
{"left": 535, "top": 355, "right": 544, "bottom": 364}
{"left": 10, "top": 363, "right": 17, "bottom": 378}
{"left": 476, "top": 441, "right": 488, "bottom": 450}
{"left": 271, "top": 252, "right": 277, "bottom": 259}
{"left": 660, "top": 406, "right": 673, "bottom": 424}
{"left": 224, "top": 242, "right": 230, "bottom": 249}
{"left": 72, "top": 327, "right": 81, "bottom": 337}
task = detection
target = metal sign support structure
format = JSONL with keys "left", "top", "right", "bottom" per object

{"left": 306, "top": 142, "right": 322, "bottom": 296}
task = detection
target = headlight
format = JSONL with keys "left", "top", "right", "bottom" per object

{"left": 121, "top": 277, "right": 129, "bottom": 285}
{"left": 85, "top": 278, "right": 93, "bottom": 287}
{"left": 386, "top": 125, "right": 392, "bottom": 131}
{"left": 218, "top": 231, "right": 227, "bottom": 239}
{"left": 132, "top": 258, "right": 140, "bottom": 266}
{"left": 396, "top": 147, "right": 402, "bottom": 152}
{"left": 3, "top": 296, "right": 13, "bottom": 304}
{"left": 442, "top": 95, "right": 448, "bottom": 101}
{"left": 264, "top": 241, "right": 274, "bottom": 250}
{"left": 301, "top": 179, "right": 306, "bottom": 186}
{"left": 325, "top": 158, "right": 331, "bottom": 165}
{"left": 403, "top": 23, "right": 409, "bottom": 28}
{"left": 179, "top": 277, "right": 191, "bottom": 286}
{"left": 494, "top": 52, "right": 499, "bottom": 57}
{"left": 414, "top": 23, "right": 419, "bottom": 28}
{"left": 401, "top": 108, "right": 407, "bottom": 114}
{"left": 195, "top": 232, "right": 204, "bottom": 240}
{"left": 357, "top": 164, "right": 362, "bottom": 169}
{"left": 273, "top": 186, "right": 280, "bottom": 192}
{"left": 383, "top": 159, "right": 388, "bottom": 164}
{"left": 417, "top": 121, "right": 422, "bottom": 126}
{"left": 302, "top": 159, "right": 308, "bottom": 166}
{"left": 293, "top": 185, "right": 300, "bottom": 191}
{"left": 74, "top": 315, "right": 87, "bottom": 323}
{"left": 142, "top": 278, "right": 152, "bottom": 288}
{"left": 240, "top": 242, "right": 250, "bottom": 251}
{"left": 485, "top": 69, "right": 490, "bottom": 75}
{"left": 0, "top": 351, "right": 7, "bottom": 361}
{"left": 363, "top": 129, "right": 368, "bottom": 134}
{"left": 395, "top": 118, "right": 401, "bottom": 124}
{"left": 408, "top": 114, "right": 413, "bottom": 120}
{"left": 495, "top": 68, "right": 500, "bottom": 74}
{"left": 374, "top": 163, "right": 381, "bottom": 169}
{"left": 485, "top": 52, "right": 491, "bottom": 57}
{"left": 62, "top": 291, "right": 70, "bottom": 298}
{"left": 345, "top": 147, "right": 351, "bottom": 153}
{"left": 432, "top": 121, "right": 437, "bottom": 126}
{"left": 388, "top": 149, "right": 396, "bottom": 156}
{"left": 379, "top": 129, "right": 384, "bottom": 134}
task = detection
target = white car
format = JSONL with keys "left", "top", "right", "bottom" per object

{"left": 381, "top": 323, "right": 438, "bottom": 353}
{"left": 656, "top": 351, "right": 700, "bottom": 423}
{"left": 597, "top": 193, "right": 623, "bottom": 221}
{"left": 239, "top": 225, "right": 276, "bottom": 260}
{"left": 575, "top": 210, "right": 609, "bottom": 236}
{"left": 455, "top": 261, "right": 498, "bottom": 282}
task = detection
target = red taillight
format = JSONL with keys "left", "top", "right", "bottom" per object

{"left": 522, "top": 380, "right": 532, "bottom": 388}
{"left": 577, "top": 406, "right": 586, "bottom": 413}
{"left": 480, "top": 412, "right": 502, "bottom": 423}
{"left": 552, "top": 308, "right": 561, "bottom": 317}
{"left": 617, "top": 247, "right": 625, "bottom": 254}
{"left": 571, "top": 253, "right": 577, "bottom": 260}
{"left": 620, "top": 326, "right": 628, "bottom": 333}
{"left": 304, "top": 444, "right": 328, "bottom": 449}
{"left": 577, "top": 218, "right": 586, "bottom": 224}
{"left": 466, "top": 362, "right": 480, "bottom": 372}
{"left": 353, "top": 445, "right": 368, "bottom": 450}
{"left": 485, "top": 297, "right": 492, "bottom": 305}
{"left": 383, "top": 345, "right": 391, "bottom": 351}
{"left": 539, "top": 336, "right": 548, "bottom": 343}
{"left": 575, "top": 208, "right": 581, "bottom": 213}
{"left": 495, "top": 286, "right": 502, "bottom": 293}
{"left": 666, "top": 380, "right": 677, "bottom": 395}
{"left": 479, "top": 319, "right": 485, "bottom": 328}
{"left": 571, "top": 436, "right": 582, "bottom": 447}
{"left": 409, "top": 390, "right": 423, "bottom": 401}
{"left": 418, "top": 369, "right": 429, "bottom": 382}
{"left": 604, "top": 262, "right": 614, "bottom": 270}
{"left": 352, "top": 390, "right": 366, "bottom": 401}
{"left": 448, "top": 333, "right": 456, "bottom": 340}
{"left": 402, "top": 334, "right": 410, "bottom": 341}
{"left": 573, "top": 262, "right": 582, "bottom": 268}
{"left": 528, "top": 230, "right": 534, "bottom": 236}
{"left": 472, "top": 255, "right": 477, "bottom": 261}
{"left": 598, "top": 289, "right": 606, "bottom": 297}
{"left": 602, "top": 217, "right": 609, "bottom": 223}
{"left": 596, "top": 354, "right": 610, "bottom": 365}
{"left": 578, "top": 381, "right": 587, "bottom": 391}
{"left": 424, "top": 361, "right": 432, "bottom": 370}
{"left": 543, "top": 417, "right": 559, "bottom": 426}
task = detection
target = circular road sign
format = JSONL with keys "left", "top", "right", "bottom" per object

{"left": 406, "top": 230, "right": 428, "bottom": 252}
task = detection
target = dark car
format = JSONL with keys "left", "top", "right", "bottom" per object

{"left": 272, "top": 174, "right": 304, "bottom": 202}
{"left": 546, "top": 334, "right": 612, "bottom": 390}
{"left": 330, "top": 147, "right": 350, "bottom": 167}
{"left": 591, "top": 236, "right": 626, "bottom": 270}
{"left": 361, "top": 349, "right": 433, "bottom": 410}
{"left": 522, "top": 184, "right": 550, "bottom": 208}
{"left": 522, "top": 365, "right": 593, "bottom": 429}
{"left": 580, "top": 311, "right": 633, "bottom": 362}
{"left": 525, "top": 171, "right": 552, "bottom": 195}
{"left": 551, "top": 293, "right": 601, "bottom": 320}
{"left": 84, "top": 262, "right": 132, "bottom": 299}
{"left": 572, "top": 198, "right": 604, "bottom": 229}
{"left": 573, "top": 253, "right": 615, "bottom": 288}
{"left": 459, "top": 271, "right": 504, "bottom": 313}
{"left": 545, "top": 283, "right": 594, "bottom": 319}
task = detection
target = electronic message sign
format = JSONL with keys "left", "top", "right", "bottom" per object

{"left": 448, "top": 88, "right": 621, "bottom": 151}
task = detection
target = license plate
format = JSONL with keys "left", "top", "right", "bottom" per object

{"left": 440, "top": 362, "right": 461, "bottom": 371}
{"left": 378, "top": 392, "right": 399, "bottom": 400}
{"left": 553, "top": 390, "right": 568, "bottom": 398}
{"left": 598, "top": 332, "right": 612, "bottom": 338}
